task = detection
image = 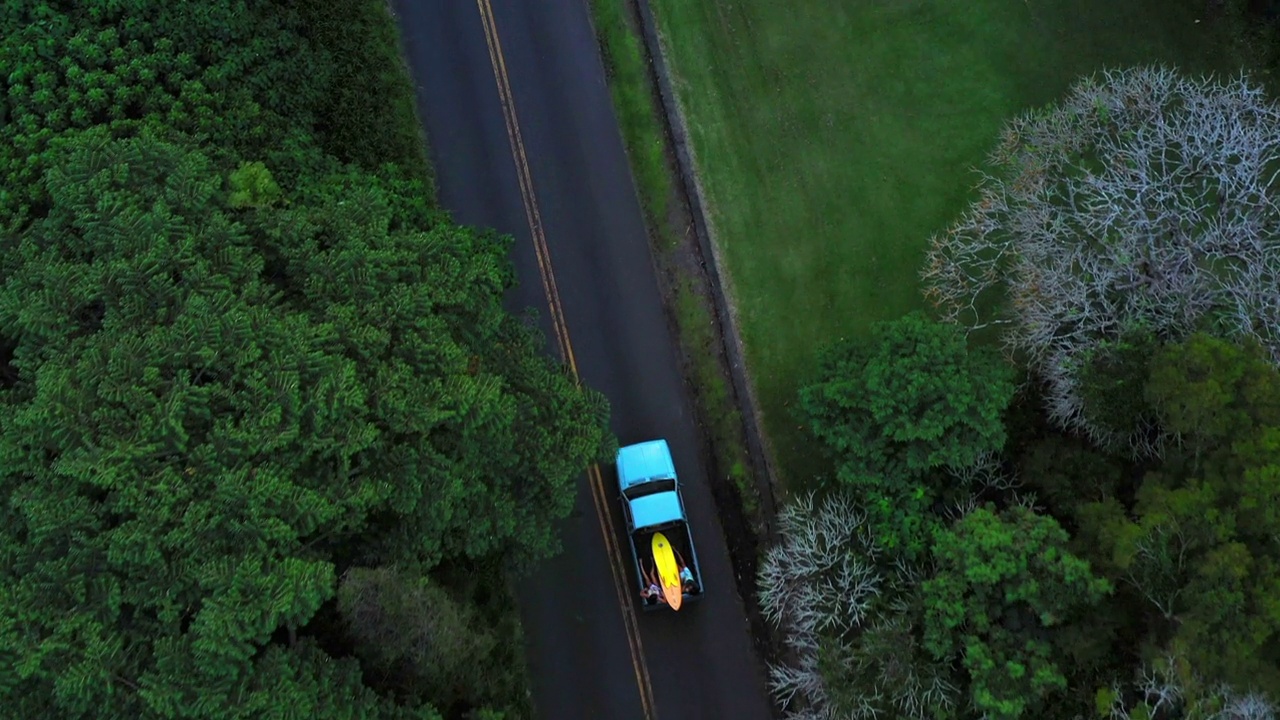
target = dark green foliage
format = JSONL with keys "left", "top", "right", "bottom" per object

{"left": 1077, "top": 467, "right": 1280, "bottom": 693}
{"left": 1017, "top": 435, "right": 1125, "bottom": 523}
{"left": 1, "top": 2, "right": 592, "bottom": 717}
{"left": 1073, "top": 333, "right": 1280, "bottom": 693}
{"left": 923, "top": 507, "right": 1111, "bottom": 720}
{"left": 0, "top": 130, "right": 610, "bottom": 717}
{"left": 842, "top": 466, "right": 940, "bottom": 560}
{"left": 800, "top": 312, "right": 1015, "bottom": 477}
{"left": 799, "top": 312, "right": 1016, "bottom": 556}
{"left": 291, "top": 162, "right": 445, "bottom": 237}
{"left": 0, "top": 0, "right": 433, "bottom": 232}
{"left": 0, "top": 1, "right": 326, "bottom": 227}
{"left": 1076, "top": 329, "right": 1159, "bottom": 441}
{"left": 839, "top": 588, "right": 961, "bottom": 720}
{"left": 282, "top": 0, "right": 432, "bottom": 185}
{"left": 1144, "top": 333, "right": 1280, "bottom": 452}
{"left": 337, "top": 567, "right": 520, "bottom": 715}
{"left": 244, "top": 166, "right": 614, "bottom": 569}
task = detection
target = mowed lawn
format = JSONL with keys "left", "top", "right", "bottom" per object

{"left": 648, "top": 0, "right": 1239, "bottom": 483}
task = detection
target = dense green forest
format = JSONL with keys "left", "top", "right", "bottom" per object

{"left": 761, "top": 66, "right": 1280, "bottom": 720}
{"left": 0, "top": 2, "right": 613, "bottom": 718}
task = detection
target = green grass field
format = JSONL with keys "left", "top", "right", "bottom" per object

{"left": 646, "top": 0, "right": 1244, "bottom": 483}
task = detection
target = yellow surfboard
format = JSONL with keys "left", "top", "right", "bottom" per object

{"left": 651, "top": 532, "right": 683, "bottom": 610}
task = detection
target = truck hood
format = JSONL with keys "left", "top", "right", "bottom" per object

{"left": 629, "top": 491, "right": 683, "bottom": 531}
{"left": 616, "top": 439, "right": 677, "bottom": 492}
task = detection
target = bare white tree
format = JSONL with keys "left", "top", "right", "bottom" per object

{"left": 758, "top": 492, "right": 881, "bottom": 643}
{"left": 943, "top": 450, "right": 1022, "bottom": 520}
{"left": 950, "top": 450, "right": 1017, "bottom": 494}
{"left": 1125, "top": 521, "right": 1191, "bottom": 620}
{"left": 1219, "top": 692, "right": 1280, "bottom": 720}
{"left": 1106, "top": 651, "right": 1276, "bottom": 720}
{"left": 758, "top": 492, "right": 882, "bottom": 719}
{"left": 853, "top": 612, "right": 958, "bottom": 720}
{"left": 921, "top": 65, "right": 1280, "bottom": 455}
{"left": 767, "top": 639, "right": 883, "bottom": 720}
{"left": 759, "top": 493, "right": 956, "bottom": 720}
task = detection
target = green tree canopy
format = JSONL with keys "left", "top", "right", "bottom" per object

{"left": 923, "top": 506, "right": 1111, "bottom": 720}
{"left": 0, "top": 130, "right": 612, "bottom": 717}
{"left": 1144, "top": 333, "right": 1280, "bottom": 453}
{"left": 1076, "top": 334, "right": 1280, "bottom": 693}
{"left": 337, "top": 566, "right": 528, "bottom": 714}
{"left": 1073, "top": 328, "right": 1161, "bottom": 452}
{"left": 799, "top": 312, "right": 1014, "bottom": 477}
{"left": 798, "top": 312, "right": 1016, "bottom": 556}
{"left": 0, "top": 0, "right": 430, "bottom": 232}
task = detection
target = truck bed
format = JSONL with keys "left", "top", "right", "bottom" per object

{"left": 631, "top": 523, "right": 704, "bottom": 610}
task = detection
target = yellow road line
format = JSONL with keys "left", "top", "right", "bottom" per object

{"left": 472, "top": 2, "right": 657, "bottom": 719}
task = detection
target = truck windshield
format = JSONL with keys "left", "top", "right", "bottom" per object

{"left": 624, "top": 476, "right": 676, "bottom": 500}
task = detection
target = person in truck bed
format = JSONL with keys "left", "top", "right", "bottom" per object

{"left": 674, "top": 549, "right": 698, "bottom": 593}
{"left": 641, "top": 563, "right": 666, "bottom": 605}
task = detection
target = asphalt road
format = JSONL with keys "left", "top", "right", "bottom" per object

{"left": 388, "top": 1, "right": 775, "bottom": 719}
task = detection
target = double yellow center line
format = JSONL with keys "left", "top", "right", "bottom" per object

{"left": 473, "top": 2, "right": 657, "bottom": 718}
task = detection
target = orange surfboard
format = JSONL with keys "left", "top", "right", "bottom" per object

{"left": 651, "top": 532, "right": 683, "bottom": 610}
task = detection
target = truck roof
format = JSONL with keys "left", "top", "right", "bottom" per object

{"left": 616, "top": 439, "right": 677, "bottom": 492}
{"left": 629, "top": 491, "right": 684, "bottom": 530}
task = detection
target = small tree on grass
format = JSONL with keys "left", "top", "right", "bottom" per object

{"left": 799, "top": 312, "right": 1014, "bottom": 478}
{"left": 922, "top": 65, "right": 1280, "bottom": 455}
{"left": 798, "top": 312, "right": 1016, "bottom": 556}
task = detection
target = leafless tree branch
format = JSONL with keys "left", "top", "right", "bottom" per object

{"left": 760, "top": 492, "right": 885, "bottom": 717}
{"left": 922, "top": 66, "right": 1280, "bottom": 456}
{"left": 760, "top": 493, "right": 959, "bottom": 719}
{"left": 1106, "top": 650, "right": 1276, "bottom": 720}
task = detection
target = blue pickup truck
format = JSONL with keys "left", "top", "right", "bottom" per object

{"left": 615, "top": 439, "right": 704, "bottom": 611}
